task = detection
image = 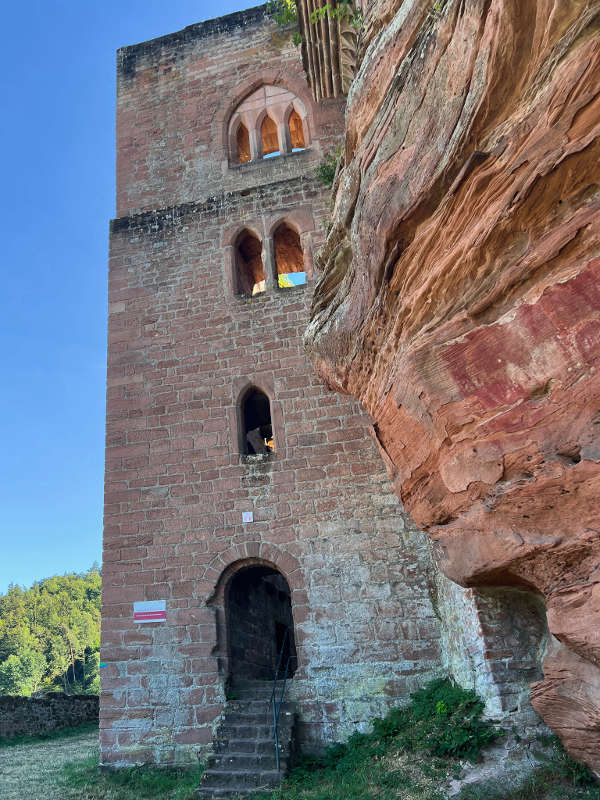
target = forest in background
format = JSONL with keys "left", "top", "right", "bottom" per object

{"left": 0, "top": 568, "right": 101, "bottom": 696}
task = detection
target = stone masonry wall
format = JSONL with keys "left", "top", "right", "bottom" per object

{"left": 102, "top": 177, "right": 444, "bottom": 765}
{"left": 435, "top": 575, "right": 549, "bottom": 728}
{"left": 115, "top": 5, "right": 343, "bottom": 218}
{"left": 102, "top": 6, "right": 444, "bottom": 767}
{"left": 0, "top": 694, "right": 99, "bottom": 740}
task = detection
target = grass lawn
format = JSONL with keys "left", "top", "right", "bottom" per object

{"left": 0, "top": 726, "right": 203, "bottom": 800}
{"left": 1, "top": 680, "right": 599, "bottom": 800}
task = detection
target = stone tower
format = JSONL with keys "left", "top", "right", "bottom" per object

{"left": 101, "top": 5, "right": 443, "bottom": 767}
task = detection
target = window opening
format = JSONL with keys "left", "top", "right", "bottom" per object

{"left": 242, "top": 388, "right": 273, "bottom": 455}
{"left": 236, "top": 231, "right": 265, "bottom": 296}
{"left": 289, "top": 109, "right": 306, "bottom": 152}
{"left": 274, "top": 223, "right": 306, "bottom": 289}
{"left": 236, "top": 123, "right": 251, "bottom": 164}
{"left": 261, "top": 116, "right": 280, "bottom": 159}
{"left": 226, "top": 566, "right": 297, "bottom": 682}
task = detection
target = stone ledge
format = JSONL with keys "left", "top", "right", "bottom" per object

{"left": 110, "top": 175, "right": 322, "bottom": 235}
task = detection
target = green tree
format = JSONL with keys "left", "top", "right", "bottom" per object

{"left": 267, "top": 0, "right": 363, "bottom": 31}
{"left": 266, "top": 0, "right": 297, "bottom": 25}
{"left": 0, "top": 649, "right": 46, "bottom": 695}
{"left": 0, "top": 567, "right": 101, "bottom": 696}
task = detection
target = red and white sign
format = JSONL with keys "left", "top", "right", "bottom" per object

{"left": 133, "top": 601, "right": 167, "bottom": 624}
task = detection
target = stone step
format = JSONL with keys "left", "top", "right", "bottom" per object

{"left": 213, "top": 737, "right": 292, "bottom": 755}
{"left": 232, "top": 679, "right": 286, "bottom": 689}
{"left": 200, "top": 768, "right": 284, "bottom": 790}
{"left": 218, "top": 722, "right": 294, "bottom": 740}
{"left": 221, "top": 712, "right": 274, "bottom": 725}
{"left": 225, "top": 699, "right": 295, "bottom": 714}
{"left": 222, "top": 708, "right": 295, "bottom": 725}
{"left": 229, "top": 682, "right": 288, "bottom": 697}
{"left": 197, "top": 684, "right": 296, "bottom": 798}
{"left": 207, "top": 752, "right": 289, "bottom": 771}
{"left": 196, "top": 786, "right": 273, "bottom": 798}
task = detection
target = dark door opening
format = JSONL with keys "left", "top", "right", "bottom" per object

{"left": 226, "top": 566, "right": 297, "bottom": 682}
{"left": 242, "top": 388, "right": 273, "bottom": 455}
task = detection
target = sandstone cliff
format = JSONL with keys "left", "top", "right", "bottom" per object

{"left": 305, "top": 0, "right": 600, "bottom": 773}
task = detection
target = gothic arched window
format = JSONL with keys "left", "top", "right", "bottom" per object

{"left": 241, "top": 388, "right": 273, "bottom": 455}
{"left": 288, "top": 109, "right": 305, "bottom": 151}
{"left": 261, "top": 116, "right": 280, "bottom": 158}
{"left": 236, "top": 123, "right": 251, "bottom": 164}
{"left": 274, "top": 222, "right": 306, "bottom": 289}
{"left": 235, "top": 230, "right": 265, "bottom": 296}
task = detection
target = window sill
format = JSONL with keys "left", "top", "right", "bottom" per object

{"left": 234, "top": 284, "right": 307, "bottom": 304}
{"left": 234, "top": 291, "right": 268, "bottom": 303}
{"left": 240, "top": 452, "right": 274, "bottom": 468}
{"left": 229, "top": 148, "right": 311, "bottom": 171}
{"left": 276, "top": 283, "right": 307, "bottom": 294}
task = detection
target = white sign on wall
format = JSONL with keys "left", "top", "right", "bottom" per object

{"left": 133, "top": 600, "right": 167, "bottom": 624}
{"left": 242, "top": 511, "right": 254, "bottom": 523}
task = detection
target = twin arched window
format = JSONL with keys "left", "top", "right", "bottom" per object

{"left": 234, "top": 222, "right": 307, "bottom": 297}
{"left": 229, "top": 86, "right": 309, "bottom": 165}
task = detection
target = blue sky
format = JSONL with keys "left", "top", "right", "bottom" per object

{"left": 0, "top": 0, "right": 251, "bottom": 593}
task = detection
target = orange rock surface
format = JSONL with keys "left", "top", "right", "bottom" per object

{"left": 306, "top": 0, "right": 600, "bottom": 772}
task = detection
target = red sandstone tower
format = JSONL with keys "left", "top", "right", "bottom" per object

{"left": 101, "top": 6, "right": 442, "bottom": 770}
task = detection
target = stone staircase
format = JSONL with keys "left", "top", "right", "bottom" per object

{"left": 197, "top": 680, "right": 296, "bottom": 798}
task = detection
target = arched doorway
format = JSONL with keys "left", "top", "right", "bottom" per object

{"left": 226, "top": 565, "right": 297, "bottom": 683}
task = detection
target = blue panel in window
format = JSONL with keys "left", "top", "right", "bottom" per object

{"left": 278, "top": 272, "right": 307, "bottom": 288}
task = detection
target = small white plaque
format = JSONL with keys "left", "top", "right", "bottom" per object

{"left": 134, "top": 600, "right": 167, "bottom": 623}
{"left": 242, "top": 511, "right": 254, "bottom": 523}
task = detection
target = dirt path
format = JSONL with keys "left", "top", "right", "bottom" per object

{"left": 0, "top": 729, "right": 98, "bottom": 800}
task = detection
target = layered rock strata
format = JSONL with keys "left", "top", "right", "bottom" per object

{"left": 305, "top": 0, "right": 600, "bottom": 773}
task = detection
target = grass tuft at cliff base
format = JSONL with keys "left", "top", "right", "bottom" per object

{"left": 255, "top": 678, "right": 499, "bottom": 800}
{"left": 254, "top": 679, "right": 599, "bottom": 800}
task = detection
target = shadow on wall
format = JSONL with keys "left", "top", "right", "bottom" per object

{"left": 208, "top": 560, "right": 299, "bottom": 689}
{"left": 435, "top": 574, "right": 550, "bottom": 726}
{"left": 227, "top": 566, "right": 297, "bottom": 683}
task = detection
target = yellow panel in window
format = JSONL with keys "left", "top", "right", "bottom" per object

{"left": 289, "top": 110, "right": 305, "bottom": 150}
{"left": 237, "top": 124, "right": 251, "bottom": 164}
{"left": 261, "top": 116, "right": 279, "bottom": 156}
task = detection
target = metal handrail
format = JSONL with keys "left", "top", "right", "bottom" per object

{"left": 270, "top": 628, "right": 295, "bottom": 771}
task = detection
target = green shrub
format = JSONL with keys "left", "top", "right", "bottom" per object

{"left": 266, "top": 0, "right": 297, "bottom": 26}
{"left": 316, "top": 151, "right": 339, "bottom": 188}
{"left": 372, "top": 678, "right": 500, "bottom": 761}
{"left": 551, "top": 741, "right": 598, "bottom": 789}
{"left": 289, "top": 680, "right": 499, "bottom": 778}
